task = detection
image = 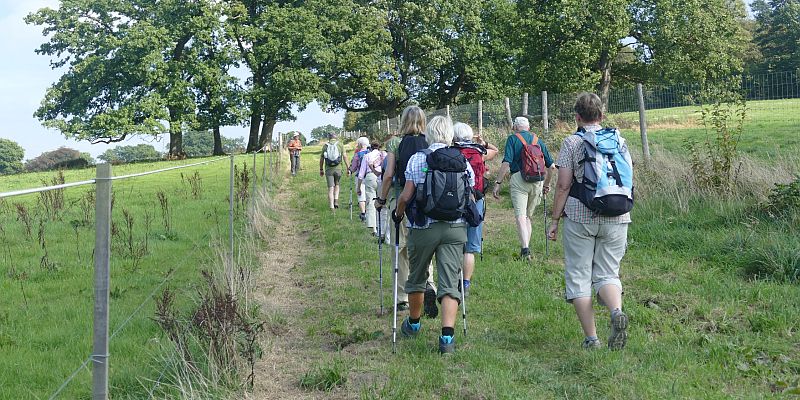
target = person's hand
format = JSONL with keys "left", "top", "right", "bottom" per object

{"left": 543, "top": 185, "right": 551, "bottom": 195}
{"left": 319, "top": 170, "right": 324, "bottom": 177}
{"left": 374, "top": 197, "right": 386, "bottom": 211}
{"left": 547, "top": 220, "right": 559, "bottom": 241}
{"left": 492, "top": 182, "right": 501, "bottom": 199}
{"left": 391, "top": 209, "right": 404, "bottom": 224}
{"left": 357, "top": 188, "right": 362, "bottom": 196}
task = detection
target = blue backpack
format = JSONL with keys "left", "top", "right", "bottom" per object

{"left": 568, "top": 127, "right": 634, "bottom": 216}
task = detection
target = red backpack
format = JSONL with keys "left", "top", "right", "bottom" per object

{"left": 514, "top": 133, "right": 546, "bottom": 182}
{"left": 459, "top": 147, "right": 486, "bottom": 194}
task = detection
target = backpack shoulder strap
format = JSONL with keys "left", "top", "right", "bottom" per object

{"left": 532, "top": 133, "right": 539, "bottom": 146}
{"left": 513, "top": 133, "right": 528, "bottom": 146}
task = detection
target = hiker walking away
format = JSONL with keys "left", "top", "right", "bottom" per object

{"left": 349, "top": 137, "right": 370, "bottom": 221}
{"left": 547, "top": 92, "right": 633, "bottom": 350}
{"left": 453, "top": 122, "right": 498, "bottom": 296}
{"left": 287, "top": 133, "right": 303, "bottom": 176}
{"left": 492, "top": 116, "right": 555, "bottom": 261}
{"left": 357, "top": 141, "right": 386, "bottom": 237}
{"left": 375, "top": 106, "right": 437, "bottom": 316}
{"left": 392, "top": 115, "right": 475, "bottom": 355}
{"left": 319, "top": 132, "right": 347, "bottom": 210}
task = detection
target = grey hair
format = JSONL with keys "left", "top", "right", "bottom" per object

{"left": 356, "top": 136, "right": 370, "bottom": 148}
{"left": 453, "top": 122, "right": 474, "bottom": 142}
{"left": 425, "top": 115, "right": 454, "bottom": 146}
{"left": 513, "top": 116, "right": 530, "bottom": 130}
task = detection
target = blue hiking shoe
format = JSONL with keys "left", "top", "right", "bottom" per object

{"left": 400, "top": 317, "right": 420, "bottom": 338}
{"left": 439, "top": 335, "right": 455, "bottom": 355}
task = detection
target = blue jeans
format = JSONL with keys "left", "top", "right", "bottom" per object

{"left": 465, "top": 198, "right": 484, "bottom": 253}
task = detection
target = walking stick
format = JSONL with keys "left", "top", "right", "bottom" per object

{"left": 378, "top": 209, "right": 383, "bottom": 315}
{"left": 544, "top": 191, "right": 549, "bottom": 258}
{"left": 349, "top": 175, "right": 354, "bottom": 221}
{"left": 460, "top": 268, "right": 468, "bottom": 337}
{"left": 392, "top": 217, "right": 400, "bottom": 353}
{"left": 480, "top": 197, "right": 486, "bottom": 262}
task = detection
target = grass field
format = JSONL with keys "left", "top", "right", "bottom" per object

{"left": 0, "top": 154, "right": 276, "bottom": 399}
{"left": 263, "top": 136, "right": 799, "bottom": 398}
{"left": 604, "top": 98, "right": 800, "bottom": 158}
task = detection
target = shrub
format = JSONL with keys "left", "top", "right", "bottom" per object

{"left": 764, "top": 177, "right": 800, "bottom": 219}
{"left": 24, "top": 147, "right": 87, "bottom": 172}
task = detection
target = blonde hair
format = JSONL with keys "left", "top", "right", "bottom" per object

{"left": 574, "top": 92, "right": 604, "bottom": 123}
{"left": 453, "top": 122, "right": 474, "bottom": 142}
{"left": 398, "top": 105, "right": 426, "bottom": 136}
{"left": 425, "top": 116, "right": 454, "bottom": 146}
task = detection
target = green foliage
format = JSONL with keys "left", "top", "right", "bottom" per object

{"left": 24, "top": 147, "right": 89, "bottom": 172}
{"left": 310, "top": 124, "right": 340, "bottom": 141}
{"left": 686, "top": 99, "right": 747, "bottom": 192}
{"left": 0, "top": 139, "right": 25, "bottom": 175}
{"left": 98, "top": 144, "right": 162, "bottom": 164}
{"left": 751, "top": 0, "right": 800, "bottom": 74}
{"left": 764, "top": 177, "right": 800, "bottom": 218}
{"left": 515, "top": 0, "right": 748, "bottom": 100}
{"left": 299, "top": 359, "right": 348, "bottom": 392}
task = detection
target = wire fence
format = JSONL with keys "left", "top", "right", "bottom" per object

{"left": 367, "top": 70, "right": 800, "bottom": 156}
{"left": 0, "top": 148, "right": 286, "bottom": 399}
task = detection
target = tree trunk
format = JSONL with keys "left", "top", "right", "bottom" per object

{"left": 246, "top": 101, "right": 262, "bottom": 153}
{"left": 597, "top": 49, "right": 613, "bottom": 113}
{"left": 212, "top": 125, "right": 225, "bottom": 155}
{"left": 168, "top": 106, "right": 183, "bottom": 157}
{"left": 258, "top": 118, "right": 276, "bottom": 150}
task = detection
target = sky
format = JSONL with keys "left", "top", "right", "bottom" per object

{"left": 0, "top": 1, "right": 344, "bottom": 160}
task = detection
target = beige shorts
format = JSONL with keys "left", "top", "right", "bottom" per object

{"left": 509, "top": 172, "right": 543, "bottom": 218}
{"left": 562, "top": 218, "right": 628, "bottom": 303}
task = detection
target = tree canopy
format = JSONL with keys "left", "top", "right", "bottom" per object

{"left": 98, "top": 144, "right": 161, "bottom": 164}
{"left": 26, "top": 0, "right": 777, "bottom": 150}
{"left": 0, "top": 139, "right": 25, "bottom": 175}
{"left": 25, "top": 147, "right": 92, "bottom": 172}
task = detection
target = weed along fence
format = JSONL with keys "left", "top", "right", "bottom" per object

{"left": 0, "top": 149, "right": 282, "bottom": 399}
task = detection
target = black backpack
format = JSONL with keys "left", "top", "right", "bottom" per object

{"left": 414, "top": 147, "right": 470, "bottom": 222}
{"left": 395, "top": 134, "right": 429, "bottom": 186}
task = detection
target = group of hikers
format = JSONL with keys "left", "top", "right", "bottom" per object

{"left": 290, "top": 92, "right": 633, "bottom": 355}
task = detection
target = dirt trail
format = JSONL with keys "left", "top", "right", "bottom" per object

{"left": 246, "top": 185, "right": 325, "bottom": 400}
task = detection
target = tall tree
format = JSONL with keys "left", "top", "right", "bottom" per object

{"left": 224, "top": 0, "right": 323, "bottom": 152}
{"left": 0, "top": 139, "right": 25, "bottom": 175}
{"left": 26, "top": 0, "right": 218, "bottom": 157}
{"left": 752, "top": 0, "right": 800, "bottom": 73}
{"left": 515, "top": 0, "right": 748, "bottom": 106}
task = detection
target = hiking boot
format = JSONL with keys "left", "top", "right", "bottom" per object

{"left": 359, "top": 213, "right": 366, "bottom": 222}
{"left": 582, "top": 338, "right": 603, "bottom": 350}
{"left": 608, "top": 309, "right": 629, "bottom": 350}
{"left": 396, "top": 301, "right": 409, "bottom": 312}
{"left": 400, "top": 317, "right": 420, "bottom": 338}
{"left": 519, "top": 248, "right": 532, "bottom": 262}
{"left": 423, "top": 284, "right": 438, "bottom": 318}
{"left": 439, "top": 335, "right": 455, "bottom": 355}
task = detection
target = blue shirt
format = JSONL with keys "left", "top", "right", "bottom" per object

{"left": 502, "top": 130, "right": 554, "bottom": 173}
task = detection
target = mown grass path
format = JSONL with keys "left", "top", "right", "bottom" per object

{"left": 248, "top": 146, "right": 799, "bottom": 399}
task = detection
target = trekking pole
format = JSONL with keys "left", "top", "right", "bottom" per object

{"left": 349, "top": 175, "right": 354, "bottom": 221}
{"left": 544, "top": 192, "right": 549, "bottom": 258}
{"left": 480, "top": 198, "right": 486, "bottom": 262}
{"left": 392, "top": 218, "right": 400, "bottom": 353}
{"left": 460, "top": 268, "right": 468, "bottom": 337}
{"left": 378, "top": 208, "right": 384, "bottom": 315}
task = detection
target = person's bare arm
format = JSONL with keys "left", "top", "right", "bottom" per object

{"left": 492, "top": 162, "right": 511, "bottom": 199}
{"left": 547, "top": 166, "right": 573, "bottom": 241}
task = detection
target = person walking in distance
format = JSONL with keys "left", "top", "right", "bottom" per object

{"left": 375, "top": 106, "right": 437, "bottom": 316}
{"left": 287, "top": 132, "right": 303, "bottom": 176}
{"left": 357, "top": 141, "right": 386, "bottom": 236}
{"left": 393, "top": 116, "right": 475, "bottom": 355}
{"left": 492, "top": 116, "right": 555, "bottom": 261}
{"left": 547, "top": 92, "right": 632, "bottom": 350}
{"left": 349, "top": 137, "right": 370, "bottom": 221}
{"left": 319, "top": 132, "right": 347, "bottom": 210}
{"left": 453, "top": 122, "right": 498, "bottom": 296}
